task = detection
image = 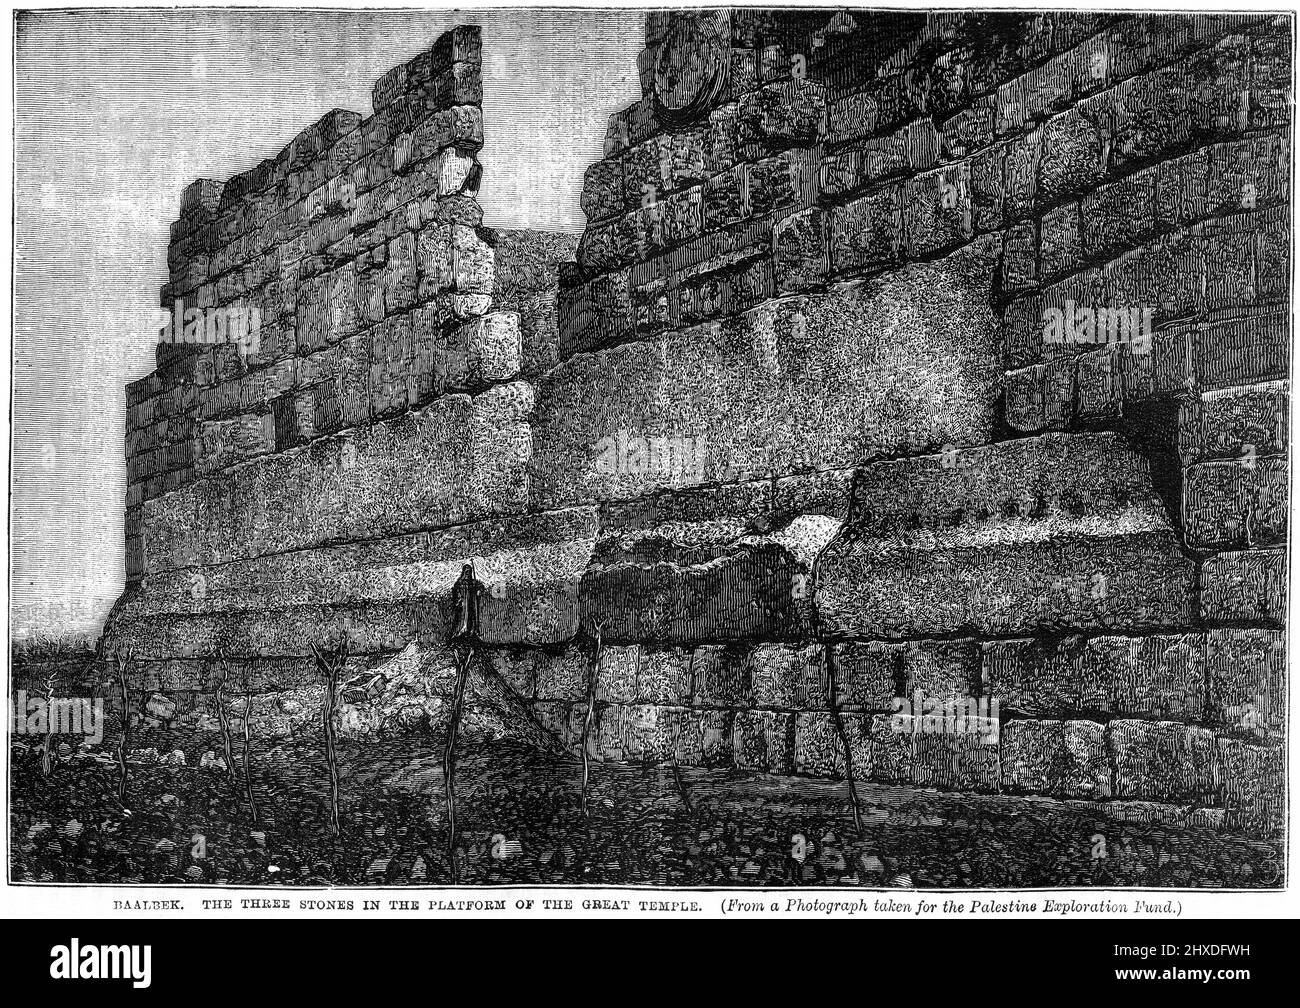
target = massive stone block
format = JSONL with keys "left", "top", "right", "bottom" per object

{"left": 1184, "top": 455, "right": 1288, "bottom": 549}
{"left": 1216, "top": 736, "right": 1285, "bottom": 835}
{"left": 531, "top": 237, "right": 1003, "bottom": 509}
{"left": 1109, "top": 719, "right": 1217, "bottom": 802}
{"left": 104, "top": 507, "right": 597, "bottom": 658}
{"left": 816, "top": 432, "right": 1196, "bottom": 637}
{"left": 1001, "top": 719, "right": 1111, "bottom": 799}
{"left": 733, "top": 708, "right": 794, "bottom": 773}
{"left": 1205, "top": 627, "right": 1286, "bottom": 735}
{"left": 579, "top": 469, "right": 851, "bottom": 642}
{"left": 985, "top": 633, "right": 1206, "bottom": 719}
{"left": 1200, "top": 548, "right": 1288, "bottom": 623}
{"left": 141, "top": 381, "right": 534, "bottom": 573}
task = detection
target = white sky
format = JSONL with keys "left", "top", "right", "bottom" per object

{"left": 10, "top": 7, "right": 644, "bottom": 638}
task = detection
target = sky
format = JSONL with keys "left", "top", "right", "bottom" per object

{"left": 9, "top": 6, "right": 645, "bottom": 639}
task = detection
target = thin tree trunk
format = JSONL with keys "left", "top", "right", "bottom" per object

{"left": 825, "top": 644, "right": 863, "bottom": 839}
{"left": 321, "top": 646, "right": 341, "bottom": 837}
{"left": 672, "top": 757, "right": 693, "bottom": 813}
{"left": 444, "top": 645, "right": 472, "bottom": 883}
{"left": 580, "top": 622, "right": 603, "bottom": 818}
{"left": 215, "top": 653, "right": 237, "bottom": 783}
{"left": 116, "top": 650, "right": 131, "bottom": 804}
{"left": 242, "top": 686, "right": 258, "bottom": 823}
{"left": 41, "top": 666, "right": 57, "bottom": 778}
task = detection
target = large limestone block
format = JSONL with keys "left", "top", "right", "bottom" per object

{"left": 102, "top": 599, "right": 444, "bottom": 660}
{"left": 531, "top": 237, "right": 1003, "bottom": 509}
{"left": 105, "top": 508, "right": 597, "bottom": 657}
{"left": 816, "top": 432, "right": 1196, "bottom": 637}
{"left": 579, "top": 469, "right": 851, "bottom": 642}
{"left": 141, "top": 381, "right": 533, "bottom": 573}
{"left": 985, "top": 633, "right": 1207, "bottom": 720}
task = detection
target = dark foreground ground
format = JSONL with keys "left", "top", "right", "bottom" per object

{"left": 9, "top": 734, "right": 1284, "bottom": 888}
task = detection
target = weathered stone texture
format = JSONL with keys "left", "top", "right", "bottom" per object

{"left": 534, "top": 238, "right": 1003, "bottom": 509}
{"left": 142, "top": 381, "right": 534, "bottom": 573}
{"left": 817, "top": 433, "right": 1196, "bottom": 638}
{"left": 103, "top": 12, "right": 1289, "bottom": 849}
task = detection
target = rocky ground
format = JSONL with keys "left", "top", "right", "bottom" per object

{"left": 9, "top": 732, "right": 1283, "bottom": 888}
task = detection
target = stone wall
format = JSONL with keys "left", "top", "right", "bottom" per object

{"left": 95, "top": 11, "right": 1287, "bottom": 846}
